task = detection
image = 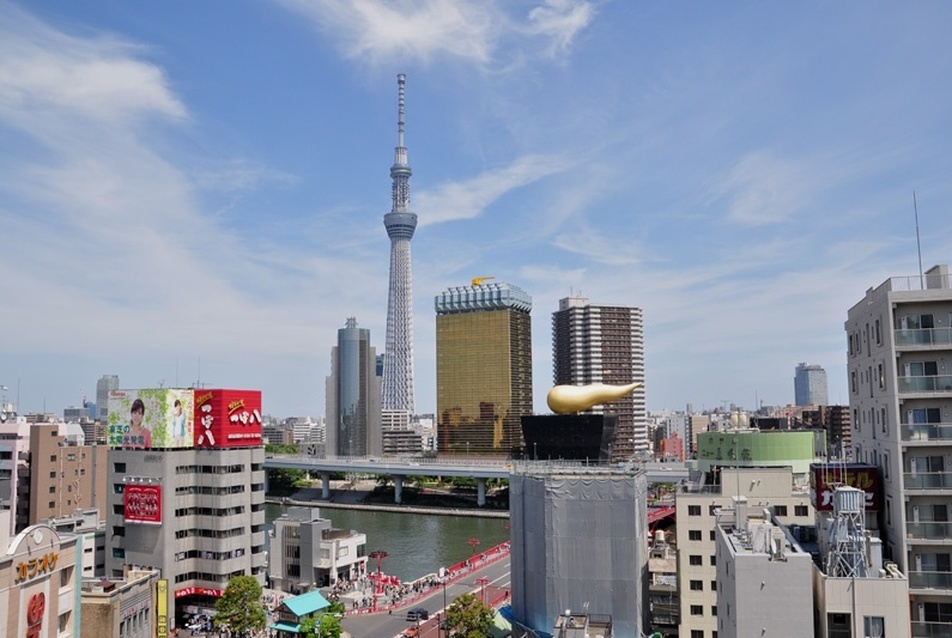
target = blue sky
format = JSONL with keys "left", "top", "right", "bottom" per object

{"left": 2, "top": 1, "right": 951, "bottom": 418}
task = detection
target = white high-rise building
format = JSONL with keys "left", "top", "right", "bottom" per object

{"left": 846, "top": 264, "right": 952, "bottom": 634}
{"left": 552, "top": 297, "right": 647, "bottom": 458}
{"left": 794, "top": 362, "right": 828, "bottom": 406}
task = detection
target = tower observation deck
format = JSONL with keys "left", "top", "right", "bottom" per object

{"left": 382, "top": 73, "right": 416, "bottom": 413}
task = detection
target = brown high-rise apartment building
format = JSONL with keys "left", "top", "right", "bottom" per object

{"left": 28, "top": 423, "right": 108, "bottom": 525}
{"left": 436, "top": 280, "right": 533, "bottom": 456}
{"left": 552, "top": 297, "right": 646, "bottom": 459}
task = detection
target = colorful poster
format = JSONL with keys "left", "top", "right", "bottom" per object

{"left": 193, "top": 389, "right": 263, "bottom": 448}
{"left": 107, "top": 388, "right": 195, "bottom": 449}
{"left": 123, "top": 484, "right": 162, "bottom": 524}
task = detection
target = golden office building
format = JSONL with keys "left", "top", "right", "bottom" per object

{"left": 436, "top": 281, "right": 533, "bottom": 456}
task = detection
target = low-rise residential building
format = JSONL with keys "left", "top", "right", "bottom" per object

{"left": 80, "top": 568, "right": 161, "bottom": 638}
{"left": 715, "top": 496, "right": 814, "bottom": 638}
{"left": 269, "top": 506, "right": 368, "bottom": 593}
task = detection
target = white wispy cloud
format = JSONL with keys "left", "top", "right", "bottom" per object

{"left": 415, "top": 153, "right": 571, "bottom": 226}
{"left": 715, "top": 151, "right": 810, "bottom": 226}
{"left": 274, "top": 0, "right": 595, "bottom": 66}
{"left": 524, "top": 0, "right": 595, "bottom": 57}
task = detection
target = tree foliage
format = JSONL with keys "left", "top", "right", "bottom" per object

{"left": 265, "top": 443, "right": 300, "bottom": 455}
{"left": 298, "top": 612, "right": 343, "bottom": 638}
{"left": 267, "top": 468, "right": 307, "bottom": 495}
{"left": 444, "top": 592, "right": 494, "bottom": 638}
{"left": 214, "top": 575, "right": 266, "bottom": 637}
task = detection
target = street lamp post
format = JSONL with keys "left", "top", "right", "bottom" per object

{"left": 467, "top": 537, "right": 480, "bottom": 559}
{"left": 440, "top": 578, "right": 448, "bottom": 638}
{"left": 476, "top": 577, "right": 490, "bottom": 605}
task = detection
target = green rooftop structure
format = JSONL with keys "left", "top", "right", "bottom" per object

{"left": 693, "top": 429, "right": 825, "bottom": 474}
{"left": 269, "top": 590, "right": 332, "bottom": 636}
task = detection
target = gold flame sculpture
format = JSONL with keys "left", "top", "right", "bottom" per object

{"left": 546, "top": 382, "right": 642, "bottom": 414}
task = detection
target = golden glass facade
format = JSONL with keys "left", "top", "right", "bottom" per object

{"left": 436, "top": 309, "right": 532, "bottom": 456}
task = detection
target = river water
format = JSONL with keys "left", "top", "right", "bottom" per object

{"left": 265, "top": 504, "right": 510, "bottom": 582}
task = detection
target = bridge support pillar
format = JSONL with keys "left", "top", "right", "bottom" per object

{"left": 476, "top": 477, "right": 487, "bottom": 507}
{"left": 394, "top": 476, "right": 403, "bottom": 504}
{"left": 321, "top": 472, "right": 330, "bottom": 499}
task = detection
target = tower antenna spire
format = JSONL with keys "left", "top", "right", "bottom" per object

{"left": 382, "top": 73, "right": 417, "bottom": 414}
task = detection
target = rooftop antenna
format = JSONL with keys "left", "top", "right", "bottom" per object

{"left": 914, "top": 190, "right": 924, "bottom": 288}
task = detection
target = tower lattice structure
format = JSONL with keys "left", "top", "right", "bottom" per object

{"left": 382, "top": 74, "right": 416, "bottom": 413}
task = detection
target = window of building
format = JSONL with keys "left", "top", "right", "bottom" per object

{"left": 710, "top": 555, "right": 716, "bottom": 566}
{"left": 689, "top": 530, "right": 702, "bottom": 541}
{"left": 711, "top": 606, "right": 718, "bottom": 616}
{"left": 875, "top": 318, "right": 882, "bottom": 345}
{"left": 863, "top": 616, "right": 885, "bottom": 637}
{"left": 50, "top": 455, "right": 56, "bottom": 462}
{"left": 923, "top": 602, "right": 952, "bottom": 622}
{"left": 710, "top": 530, "right": 717, "bottom": 541}
{"left": 882, "top": 407, "right": 888, "bottom": 433}
{"left": 114, "top": 462, "right": 126, "bottom": 473}
{"left": 49, "top": 471, "right": 55, "bottom": 479}
{"left": 48, "top": 486, "right": 55, "bottom": 494}
{"left": 688, "top": 505, "right": 701, "bottom": 516}
{"left": 690, "top": 580, "right": 703, "bottom": 591}
{"left": 48, "top": 501, "right": 55, "bottom": 509}
{"left": 691, "top": 631, "right": 704, "bottom": 638}
{"left": 690, "top": 605, "right": 703, "bottom": 617}
{"left": 773, "top": 505, "right": 787, "bottom": 516}
{"left": 689, "top": 555, "right": 703, "bottom": 566}
{"left": 795, "top": 505, "right": 809, "bottom": 517}
{"left": 851, "top": 371, "right": 857, "bottom": 394}
{"left": 711, "top": 580, "right": 717, "bottom": 591}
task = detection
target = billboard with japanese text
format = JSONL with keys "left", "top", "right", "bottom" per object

{"left": 193, "top": 389, "right": 262, "bottom": 448}
{"left": 107, "top": 388, "right": 195, "bottom": 449}
{"left": 123, "top": 484, "right": 163, "bottom": 524}
{"left": 810, "top": 463, "right": 881, "bottom": 511}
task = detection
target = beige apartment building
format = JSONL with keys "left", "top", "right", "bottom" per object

{"left": 676, "top": 467, "right": 814, "bottom": 638}
{"left": 846, "top": 263, "right": 952, "bottom": 635}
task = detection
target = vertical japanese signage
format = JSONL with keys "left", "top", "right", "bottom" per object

{"left": 123, "top": 484, "right": 163, "bottom": 524}
{"left": 157, "top": 579, "right": 168, "bottom": 638}
{"left": 194, "top": 389, "right": 263, "bottom": 448}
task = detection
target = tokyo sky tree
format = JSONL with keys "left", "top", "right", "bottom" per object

{"left": 382, "top": 74, "right": 416, "bottom": 413}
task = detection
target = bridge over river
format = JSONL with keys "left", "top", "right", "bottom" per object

{"left": 264, "top": 455, "right": 689, "bottom": 506}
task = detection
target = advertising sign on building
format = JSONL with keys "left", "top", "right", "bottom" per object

{"left": 194, "top": 389, "right": 262, "bottom": 448}
{"left": 107, "top": 388, "right": 195, "bottom": 449}
{"left": 123, "top": 484, "right": 163, "bottom": 524}
{"left": 810, "top": 463, "right": 881, "bottom": 511}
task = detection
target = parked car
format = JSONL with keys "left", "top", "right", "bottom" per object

{"left": 406, "top": 607, "right": 429, "bottom": 621}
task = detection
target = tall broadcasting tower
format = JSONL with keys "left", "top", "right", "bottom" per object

{"left": 382, "top": 73, "right": 416, "bottom": 413}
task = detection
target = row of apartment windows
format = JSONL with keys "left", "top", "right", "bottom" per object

{"left": 174, "top": 568, "right": 248, "bottom": 584}
{"left": 174, "top": 464, "right": 248, "bottom": 475}
{"left": 686, "top": 504, "right": 808, "bottom": 518}
{"left": 173, "top": 485, "right": 247, "bottom": 496}
{"left": 174, "top": 548, "right": 249, "bottom": 561}
{"left": 172, "top": 506, "right": 246, "bottom": 517}
{"left": 172, "top": 526, "right": 255, "bottom": 540}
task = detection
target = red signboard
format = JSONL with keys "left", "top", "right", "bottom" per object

{"left": 175, "top": 587, "right": 224, "bottom": 599}
{"left": 193, "top": 389, "right": 262, "bottom": 448}
{"left": 810, "top": 463, "right": 881, "bottom": 511}
{"left": 124, "top": 484, "right": 163, "bottom": 524}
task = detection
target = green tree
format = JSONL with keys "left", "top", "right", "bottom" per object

{"left": 444, "top": 592, "right": 493, "bottom": 638}
{"left": 298, "top": 612, "right": 343, "bottom": 638}
{"left": 214, "top": 575, "right": 266, "bottom": 637}
{"left": 267, "top": 468, "right": 307, "bottom": 495}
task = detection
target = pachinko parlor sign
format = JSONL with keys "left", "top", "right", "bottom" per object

{"left": 194, "top": 389, "right": 263, "bottom": 448}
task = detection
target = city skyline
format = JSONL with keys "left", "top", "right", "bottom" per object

{"left": 2, "top": 2, "right": 952, "bottom": 418}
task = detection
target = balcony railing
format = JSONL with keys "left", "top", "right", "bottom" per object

{"left": 899, "top": 375, "right": 952, "bottom": 394}
{"left": 896, "top": 328, "right": 952, "bottom": 347}
{"left": 912, "top": 621, "right": 952, "bottom": 638}
{"left": 902, "top": 423, "right": 952, "bottom": 442}
{"left": 907, "top": 521, "right": 952, "bottom": 539}
{"left": 910, "top": 570, "right": 952, "bottom": 590}
{"left": 904, "top": 472, "right": 952, "bottom": 490}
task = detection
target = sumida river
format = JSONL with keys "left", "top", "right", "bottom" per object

{"left": 265, "top": 503, "right": 510, "bottom": 582}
